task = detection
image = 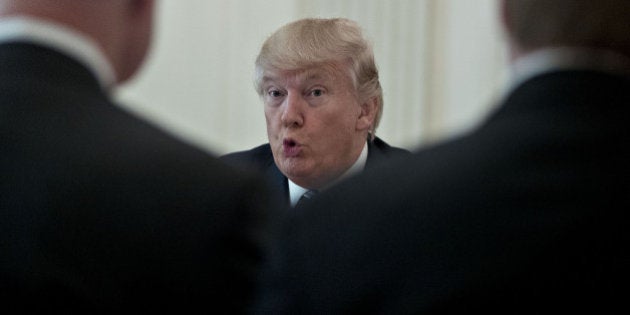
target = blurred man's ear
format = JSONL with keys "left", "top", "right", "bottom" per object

{"left": 115, "top": 0, "right": 156, "bottom": 83}
{"left": 499, "top": 0, "right": 511, "bottom": 34}
{"left": 498, "top": 0, "right": 522, "bottom": 61}
{"left": 128, "top": 0, "right": 155, "bottom": 18}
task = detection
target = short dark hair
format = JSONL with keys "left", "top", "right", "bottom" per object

{"left": 504, "top": 0, "right": 630, "bottom": 56}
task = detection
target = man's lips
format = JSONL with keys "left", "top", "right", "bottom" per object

{"left": 283, "top": 139, "right": 302, "bottom": 157}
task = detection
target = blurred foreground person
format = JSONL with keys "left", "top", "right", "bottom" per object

{"left": 222, "top": 18, "right": 409, "bottom": 208}
{"left": 0, "top": 0, "right": 273, "bottom": 312}
{"left": 253, "top": 0, "right": 630, "bottom": 313}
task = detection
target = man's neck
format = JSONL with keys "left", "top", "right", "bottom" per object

{"left": 0, "top": 16, "right": 116, "bottom": 91}
{"left": 509, "top": 47, "right": 630, "bottom": 89}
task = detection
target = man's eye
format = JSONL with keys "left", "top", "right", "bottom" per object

{"left": 268, "top": 90, "right": 283, "bottom": 97}
{"left": 311, "top": 89, "right": 324, "bottom": 97}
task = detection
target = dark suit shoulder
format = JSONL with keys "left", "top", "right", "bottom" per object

{"left": 220, "top": 143, "right": 276, "bottom": 172}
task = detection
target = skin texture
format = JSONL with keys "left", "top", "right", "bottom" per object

{"left": 262, "top": 63, "right": 376, "bottom": 189}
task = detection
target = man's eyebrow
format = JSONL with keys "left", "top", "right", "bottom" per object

{"left": 261, "top": 70, "right": 333, "bottom": 85}
{"left": 261, "top": 76, "right": 276, "bottom": 84}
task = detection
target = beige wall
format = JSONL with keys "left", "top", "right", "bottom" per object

{"left": 116, "top": 0, "right": 508, "bottom": 155}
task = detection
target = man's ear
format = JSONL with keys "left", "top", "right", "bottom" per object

{"left": 116, "top": 0, "right": 156, "bottom": 83}
{"left": 499, "top": 0, "right": 523, "bottom": 60}
{"left": 129, "top": 0, "right": 155, "bottom": 18}
{"left": 356, "top": 96, "right": 377, "bottom": 132}
{"left": 500, "top": 0, "right": 510, "bottom": 34}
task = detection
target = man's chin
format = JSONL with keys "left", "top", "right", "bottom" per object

{"left": 280, "top": 166, "right": 310, "bottom": 179}
{"left": 280, "top": 165, "right": 315, "bottom": 182}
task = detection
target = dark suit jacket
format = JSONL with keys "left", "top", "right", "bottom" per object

{"left": 220, "top": 137, "right": 410, "bottom": 205}
{"left": 253, "top": 70, "right": 630, "bottom": 314}
{"left": 0, "top": 42, "right": 275, "bottom": 313}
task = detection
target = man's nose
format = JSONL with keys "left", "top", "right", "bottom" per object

{"left": 280, "top": 92, "right": 304, "bottom": 127}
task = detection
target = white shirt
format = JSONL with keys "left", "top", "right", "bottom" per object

{"left": 0, "top": 16, "right": 116, "bottom": 91}
{"left": 289, "top": 141, "right": 369, "bottom": 207}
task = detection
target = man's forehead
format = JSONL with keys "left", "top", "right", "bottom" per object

{"left": 263, "top": 65, "right": 348, "bottom": 84}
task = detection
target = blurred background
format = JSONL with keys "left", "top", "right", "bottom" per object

{"left": 116, "top": 0, "right": 508, "bottom": 155}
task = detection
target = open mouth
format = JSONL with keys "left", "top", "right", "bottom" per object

{"left": 283, "top": 139, "right": 301, "bottom": 157}
{"left": 284, "top": 139, "right": 297, "bottom": 147}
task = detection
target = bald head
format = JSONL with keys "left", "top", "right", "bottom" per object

{"left": 0, "top": 0, "right": 156, "bottom": 83}
{"left": 502, "top": 0, "right": 630, "bottom": 58}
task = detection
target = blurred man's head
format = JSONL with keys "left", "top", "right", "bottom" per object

{"left": 502, "top": 0, "right": 630, "bottom": 58}
{"left": 255, "top": 18, "right": 382, "bottom": 189}
{"left": 0, "top": 0, "right": 156, "bottom": 83}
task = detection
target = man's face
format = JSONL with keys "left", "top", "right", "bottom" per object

{"left": 262, "top": 65, "right": 370, "bottom": 189}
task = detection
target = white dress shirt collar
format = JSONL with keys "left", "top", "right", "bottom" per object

{"left": 289, "top": 141, "right": 369, "bottom": 207}
{"left": 0, "top": 16, "right": 117, "bottom": 91}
